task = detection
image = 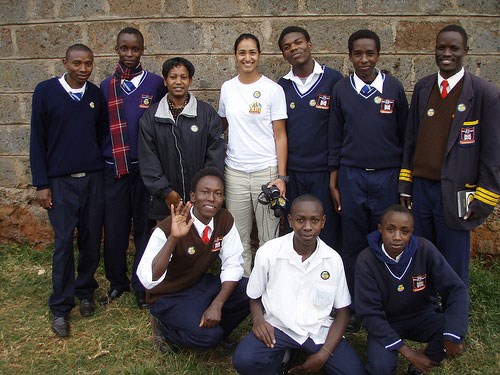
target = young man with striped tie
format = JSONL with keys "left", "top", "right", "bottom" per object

{"left": 99, "top": 27, "right": 166, "bottom": 309}
{"left": 30, "top": 44, "right": 105, "bottom": 337}
{"left": 328, "top": 29, "right": 409, "bottom": 331}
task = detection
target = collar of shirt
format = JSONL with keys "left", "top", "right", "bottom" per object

{"left": 278, "top": 233, "right": 334, "bottom": 269}
{"left": 353, "top": 69, "right": 384, "bottom": 94}
{"left": 59, "top": 73, "right": 86, "bottom": 95}
{"left": 121, "top": 70, "right": 145, "bottom": 86}
{"left": 381, "top": 243, "right": 404, "bottom": 263}
{"left": 190, "top": 207, "right": 214, "bottom": 238}
{"left": 283, "top": 60, "right": 323, "bottom": 90}
{"left": 437, "top": 67, "right": 464, "bottom": 92}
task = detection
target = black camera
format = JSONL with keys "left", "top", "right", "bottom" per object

{"left": 259, "top": 184, "right": 286, "bottom": 218}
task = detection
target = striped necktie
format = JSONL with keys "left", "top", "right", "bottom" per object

{"left": 69, "top": 92, "right": 83, "bottom": 101}
{"left": 122, "top": 80, "right": 136, "bottom": 93}
{"left": 361, "top": 84, "right": 371, "bottom": 95}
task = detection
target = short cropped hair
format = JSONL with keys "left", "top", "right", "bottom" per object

{"left": 117, "top": 27, "right": 144, "bottom": 46}
{"left": 162, "top": 57, "right": 195, "bottom": 79}
{"left": 348, "top": 29, "right": 381, "bottom": 54}
{"left": 278, "top": 26, "right": 311, "bottom": 51}
{"left": 290, "top": 194, "right": 324, "bottom": 215}
{"left": 65, "top": 44, "right": 93, "bottom": 59}
{"left": 190, "top": 167, "right": 225, "bottom": 193}
{"left": 437, "top": 24, "right": 468, "bottom": 47}
{"left": 379, "top": 204, "right": 413, "bottom": 224}
{"left": 234, "top": 33, "right": 261, "bottom": 54}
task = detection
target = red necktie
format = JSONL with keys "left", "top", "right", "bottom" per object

{"left": 201, "top": 226, "right": 210, "bottom": 245}
{"left": 441, "top": 80, "right": 449, "bottom": 99}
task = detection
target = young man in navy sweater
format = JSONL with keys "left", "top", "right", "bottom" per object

{"left": 355, "top": 205, "right": 468, "bottom": 374}
{"left": 30, "top": 44, "right": 104, "bottom": 337}
{"left": 277, "top": 26, "right": 343, "bottom": 251}
{"left": 329, "top": 29, "right": 408, "bottom": 330}
{"left": 99, "top": 27, "right": 166, "bottom": 309}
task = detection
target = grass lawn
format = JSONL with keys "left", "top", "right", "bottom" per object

{"left": 0, "top": 242, "right": 498, "bottom": 374}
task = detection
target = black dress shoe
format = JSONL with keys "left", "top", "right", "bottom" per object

{"left": 135, "top": 290, "right": 149, "bottom": 309}
{"left": 79, "top": 298, "right": 95, "bottom": 317}
{"left": 51, "top": 316, "right": 69, "bottom": 337}
{"left": 98, "top": 289, "right": 124, "bottom": 305}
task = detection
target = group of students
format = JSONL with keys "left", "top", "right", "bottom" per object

{"left": 30, "top": 22, "right": 499, "bottom": 375}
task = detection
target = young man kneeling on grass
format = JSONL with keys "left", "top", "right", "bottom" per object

{"left": 233, "top": 194, "right": 366, "bottom": 375}
{"left": 136, "top": 167, "right": 249, "bottom": 352}
{"left": 355, "top": 205, "right": 468, "bottom": 374}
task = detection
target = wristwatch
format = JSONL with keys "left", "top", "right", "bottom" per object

{"left": 278, "top": 175, "right": 290, "bottom": 183}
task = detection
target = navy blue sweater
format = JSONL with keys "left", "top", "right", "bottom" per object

{"left": 328, "top": 73, "right": 408, "bottom": 169}
{"left": 30, "top": 77, "right": 104, "bottom": 188}
{"left": 278, "top": 66, "right": 343, "bottom": 172}
{"left": 355, "top": 231, "right": 469, "bottom": 351}
{"left": 100, "top": 71, "right": 165, "bottom": 162}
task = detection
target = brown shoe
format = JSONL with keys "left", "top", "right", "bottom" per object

{"left": 51, "top": 316, "right": 69, "bottom": 337}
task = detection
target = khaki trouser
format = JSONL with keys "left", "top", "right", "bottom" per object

{"left": 225, "top": 166, "right": 280, "bottom": 276}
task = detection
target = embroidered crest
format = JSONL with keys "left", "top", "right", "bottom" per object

{"left": 187, "top": 247, "right": 196, "bottom": 255}
{"left": 320, "top": 271, "right": 330, "bottom": 280}
{"left": 309, "top": 99, "right": 316, "bottom": 107}
{"left": 253, "top": 91, "right": 261, "bottom": 98}
{"left": 460, "top": 126, "right": 475, "bottom": 145}
{"left": 380, "top": 99, "right": 395, "bottom": 114}
{"left": 315, "top": 94, "right": 330, "bottom": 110}
{"left": 397, "top": 284, "right": 405, "bottom": 292}
{"left": 89, "top": 102, "right": 95, "bottom": 108}
{"left": 290, "top": 102, "right": 295, "bottom": 109}
{"left": 374, "top": 96, "right": 382, "bottom": 104}
{"left": 412, "top": 274, "right": 427, "bottom": 292}
{"left": 139, "top": 94, "right": 153, "bottom": 108}
{"left": 211, "top": 236, "right": 223, "bottom": 252}
{"left": 457, "top": 103, "right": 466, "bottom": 112}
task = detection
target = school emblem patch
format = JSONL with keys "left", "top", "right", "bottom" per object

{"left": 460, "top": 126, "right": 475, "bottom": 145}
{"left": 139, "top": 94, "right": 153, "bottom": 108}
{"left": 211, "top": 237, "right": 223, "bottom": 252}
{"left": 412, "top": 274, "right": 427, "bottom": 292}
{"left": 320, "top": 271, "right": 330, "bottom": 280}
{"left": 315, "top": 94, "right": 330, "bottom": 110}
{"left": 380, "top": 99, "right": 395, "bottom": 114}
{"left": 187, "top": 247, "right": 196, "bottom": 255}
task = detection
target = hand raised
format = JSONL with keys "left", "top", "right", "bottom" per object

{"left": 170, "top": 201, "right": 194, "bottom": 239}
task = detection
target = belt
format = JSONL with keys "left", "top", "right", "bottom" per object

{"left": 70, "top": 172, "right": 86, "bottom": 178}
